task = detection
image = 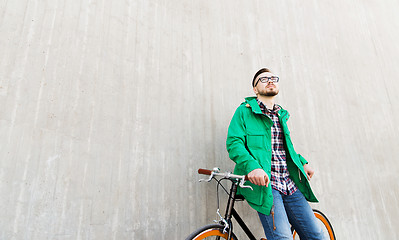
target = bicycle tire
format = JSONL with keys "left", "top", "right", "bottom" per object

{"left": 292, "top": 209, "right": 336, "bottom": 240}
{"left": 185, "top": 224, "right": 238, "bottom": 240}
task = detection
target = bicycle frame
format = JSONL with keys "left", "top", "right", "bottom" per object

{"left": 223, "top": 180, "right": 257, "bottom": 240}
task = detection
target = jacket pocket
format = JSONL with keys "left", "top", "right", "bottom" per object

{"left": 240, "top": 182, "right": 264, "bottom": 205}
{"left": 246, "top": 134, "right": 266, "bottom": 149}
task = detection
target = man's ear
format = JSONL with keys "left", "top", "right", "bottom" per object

{"left": 253, "top": 87, "right": 258, "bottom": 95}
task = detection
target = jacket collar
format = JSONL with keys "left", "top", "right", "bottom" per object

{"left": 244, "top": 96, "right": 290, "bottom": 120}
{"left": 245, "top": 97, "right": 263, "bottom": 114}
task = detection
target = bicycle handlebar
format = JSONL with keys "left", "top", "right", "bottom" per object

{"left": 197, "top": 168, "right": 252, "bottom": 189}
{"left": 198, "top": 168, "right": 249, "bottom": 180}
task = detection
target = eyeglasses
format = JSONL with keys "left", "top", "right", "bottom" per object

{"left": 254, "top": 76, "right": 279, "bottom": 87}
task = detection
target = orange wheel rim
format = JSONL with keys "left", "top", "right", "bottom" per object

{"left": 193, "top": 228, "right": 233, "bottom": 240}
{"left": 314, "top": 212, "right": 334, "bottom": 238}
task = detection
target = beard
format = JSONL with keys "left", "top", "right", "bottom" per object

{"left": 258, "top": 87, "right": 279, "bottom": 96}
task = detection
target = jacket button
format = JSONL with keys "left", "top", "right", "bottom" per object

{"left": 246, "top": 104, "right": 250, "bottom": 108}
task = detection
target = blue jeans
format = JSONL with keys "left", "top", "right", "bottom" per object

{"left": 258, "top": 189, "right": 326, "bottom": 240}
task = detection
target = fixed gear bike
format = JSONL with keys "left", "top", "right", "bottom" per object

{"left": 186, "top": 168, "right": 335, "bottom": 240}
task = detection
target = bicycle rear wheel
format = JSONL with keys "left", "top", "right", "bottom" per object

{"left": 185, "top": 224, "right": 238, "bottom": 240}
{"left": 292, "top": 209, "right": 335, "bottom": 240}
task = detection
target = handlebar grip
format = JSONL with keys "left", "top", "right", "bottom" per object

{"left": 198, "top": 168, "right": 212, "bottom": 175}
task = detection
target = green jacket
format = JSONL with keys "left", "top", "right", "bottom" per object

{"left": 226, "top": 97, "right": 318, "bottom": 215}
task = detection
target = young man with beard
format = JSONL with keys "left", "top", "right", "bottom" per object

{"left": 226, "top": 68, "right": 326, "bottom": 239}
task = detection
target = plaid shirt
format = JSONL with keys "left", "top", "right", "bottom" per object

{"left": 257, "top": 99, "right": 298, "bottom": 195}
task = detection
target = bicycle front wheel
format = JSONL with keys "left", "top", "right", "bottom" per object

{"left": 185, "top": 224, "right": 238, "bottom": 240}
{"left": 292, "top": 209, "right": 336, "bottom": 240}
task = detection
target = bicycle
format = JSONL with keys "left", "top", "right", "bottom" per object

{"left": 186, "top": 168, "right": 335, "bottom": 240}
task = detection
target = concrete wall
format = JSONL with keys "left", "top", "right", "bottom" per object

{"left": 1, "top": 0, "right": 399, "bottom": 239}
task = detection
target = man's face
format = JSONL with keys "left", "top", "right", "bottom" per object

{"left": 253, "top": 72, "right": 280, "bottom": 96}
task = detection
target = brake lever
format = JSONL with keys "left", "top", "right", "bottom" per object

{"left": 199, "top": 167, "right": 220, "bottom": 182}
{"left": 238, "top": 176, "right": 253, "bottom": 190}
{"left": 199, "top": 172, "right": 214, "bottom": 183}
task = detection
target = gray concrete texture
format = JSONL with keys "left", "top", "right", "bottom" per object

{"left": 1, "top": 0, "right": 399, "bottom": 239}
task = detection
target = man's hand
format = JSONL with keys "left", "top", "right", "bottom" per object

{"left": 303, "top": 164, "right": 315, "bottom": 180}
{"left": 248, "top": 169, "right": 270, "bottom": 186}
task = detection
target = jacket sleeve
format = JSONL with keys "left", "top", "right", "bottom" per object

{"left": 298, "top": 154, "right": 308, "bottom": 165}
{"left": 226, "top": 107, "right": 262, "bottom": 174}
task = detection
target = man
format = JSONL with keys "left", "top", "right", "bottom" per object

{"left": 226, "top": 68, "right": 325, "bottom": 240}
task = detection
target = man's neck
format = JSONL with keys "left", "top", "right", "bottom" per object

{"left": 257, "top": 95, "right": 275, "bottom": 110}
